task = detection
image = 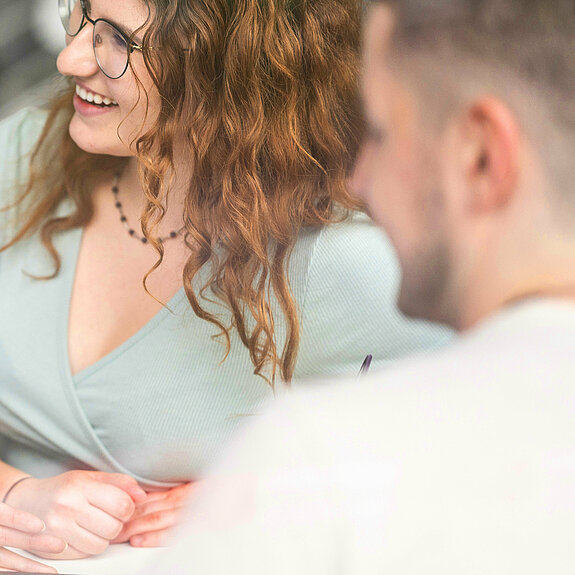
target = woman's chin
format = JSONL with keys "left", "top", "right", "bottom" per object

{"left": 68, "top": 116, "right": 133, "bottom": 158}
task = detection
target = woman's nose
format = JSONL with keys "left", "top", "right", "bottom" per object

{"left": 56, "top": 25, "right": 99, "bottom": 78}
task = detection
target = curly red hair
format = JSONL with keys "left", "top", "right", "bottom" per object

{"left": 2, "top": 0, "right": 364, "bottom": 384}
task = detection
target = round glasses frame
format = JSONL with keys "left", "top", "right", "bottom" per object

{"left": 59, "top": 0, "right": 146, "bottom": 79}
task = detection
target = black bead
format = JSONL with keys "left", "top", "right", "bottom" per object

{"left": 129, "top": 229, "right": 135, "bottom": 236}
{"left": 141, "top": 237, "right": 148, "bottom": 244}
{"left": 170, "top": 231, "right": 177, "bottom": 238}
{"left": 112, "top": 186, "right": 119, "bottom": 194}
{"left": 120, "top": 216, "right": 127, "bottom": 222}
{"left": 115, "top": 202, "right": 122, "bottom": 208}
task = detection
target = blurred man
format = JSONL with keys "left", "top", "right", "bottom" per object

{"left": 145, "top": 1, "right": 575, "bottom": 572}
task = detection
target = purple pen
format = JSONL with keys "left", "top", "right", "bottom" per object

{"left": 358, "top": 354, "right": 372, "bottom": 377}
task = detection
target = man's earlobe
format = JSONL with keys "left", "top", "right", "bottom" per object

{"left": 463, "top": 97, "right": 520, "bottom": 213}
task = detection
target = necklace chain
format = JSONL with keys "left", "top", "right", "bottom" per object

{"left": 112, "top": 173, "right": 184, "bottom": 244}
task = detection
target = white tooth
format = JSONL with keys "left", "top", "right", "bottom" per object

{"left": 86, "top": 92, "right": 94, "bottom": 103}
{"left": 112, "top": 99, "right": 118, "bottom": 105}
{"left": 76, "top": 85, "right": 81, "bottom": 96}
{"left": 103, "top": 97, "right": 112, "bottom": 105}
{"left": 94, "top": 94, "right": 103, "bottom": 105}
{"left": 79, "top": 88, "right": 87, "bottom": 100}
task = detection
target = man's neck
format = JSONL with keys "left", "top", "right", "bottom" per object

{"left": 457, "top": 275, "right": 575, "bottom": 332}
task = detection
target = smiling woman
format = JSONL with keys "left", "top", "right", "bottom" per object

{"left": 56, "top": 0, "right": 159, "bottom": 156}
{"left": 0, "top": 0, "right": 450, "bottom": 566}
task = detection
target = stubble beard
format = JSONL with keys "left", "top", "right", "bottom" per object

{"left": 396, "top": 229, "right": 453, "bottom": 326}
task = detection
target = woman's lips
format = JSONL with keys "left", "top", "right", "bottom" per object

{"left": 73, "top": 93, "right": 118, "bottom": 117}
{"left": 73, "top": 83, "right": 119, "bottom": 117}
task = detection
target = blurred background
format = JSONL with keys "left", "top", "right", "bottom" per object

{"left": 0, "top": 0, "right": 64, "bottom": 119}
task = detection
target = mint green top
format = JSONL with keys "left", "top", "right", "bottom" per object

{"left": 0, "top": 108, "right": 451, "bottom": 488}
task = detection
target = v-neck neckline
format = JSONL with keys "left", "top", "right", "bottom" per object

{"left": 61, "top": 224, "right": 187, "bottom": 384}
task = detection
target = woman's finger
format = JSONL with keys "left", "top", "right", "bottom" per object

{"left": 131, "top": 492, "right": 191, "bottom": 522}
{"left": 130, "top": 528, "right": 170, "bottom": 548}
{"left": 0, "top": 526, "right": 66, "bottom": 555}
{"left": 86, "top": 482, "right": 138, "bottom": 522}
{"left": 0, "top": 502, "right": 44, "bottom": 535}
{"left": 74, "top": 505, "right": 124, "bottom": 541}
{"left": 0, "top": 546, "right": 58, "bottom": 573}
{"left": 48, "top": 526, "right": 109, "bottom": 558}
{"left": 129, "top": 483, "right": 194, "bottom": 521}
{"left": 91, "top": 473, "right": 147, "bottom": 505}
{"left": 40, "top": 513, "right": 110, "bottom": 558}
{"left": 116, "top": 508, "right": 178, "bottom": 543}
{"left": 33, "top": 542, "right": 90, "bottom": 561}
{"left": 111, "top": 484, "right": 194, "bottom": 544}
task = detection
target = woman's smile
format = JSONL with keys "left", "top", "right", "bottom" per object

{"left": 73, "top": 81, "right": 119, "bottom": 117}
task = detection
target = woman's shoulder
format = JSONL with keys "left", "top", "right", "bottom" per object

{"left": 290, "top": 210, "right": 400, "bottom": 299}
{"left": 311, "top": 210, "right": 386, "bottom": 251}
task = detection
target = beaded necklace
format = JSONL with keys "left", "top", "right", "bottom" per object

{"left": 112, "top": 173, "right": 184, "bottom": 244}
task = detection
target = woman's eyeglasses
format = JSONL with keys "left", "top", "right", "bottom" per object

{"left": 58, "top": 0, "right": 146, "bottom": 79}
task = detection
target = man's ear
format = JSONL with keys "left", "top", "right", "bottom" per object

{"left": 457, "top": 97, "right": 521, "bottom": 213}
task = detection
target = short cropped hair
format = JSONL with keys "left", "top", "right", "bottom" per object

{"left": 373, "top": 0, "right": 575, "bottom": 195}
{"left": 380, "top": 0, "right": 574, "bottom": 118}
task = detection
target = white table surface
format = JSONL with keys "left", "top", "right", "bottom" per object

{"left": 11, "top": 544, "right": 163, "bottom": 575}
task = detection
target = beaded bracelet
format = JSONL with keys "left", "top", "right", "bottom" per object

{"left": 2, "top": 476, "right": 33, "bottom": 504}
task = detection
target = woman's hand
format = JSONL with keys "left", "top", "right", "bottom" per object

{"left": 112, "top": 482, "right": 195, "bottom": 547}
{"left": 4, "top": 471, "right": 147, "bottom": 559}
{"left": 0, "top": 501, "right": 66, "bottom": 573}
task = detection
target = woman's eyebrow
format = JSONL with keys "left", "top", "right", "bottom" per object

{"left": 87, "top": 3, "right": 145, "bottom": 44}
{"left": 106, "top": 16, "right": 145, "bottom": 44}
